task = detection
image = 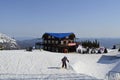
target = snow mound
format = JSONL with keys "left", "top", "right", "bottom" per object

{"left": 71, "top": 53, "right": 120, "bottom": 79}
{"left": 0, "top": 33, "right": 19, "bottom": 49}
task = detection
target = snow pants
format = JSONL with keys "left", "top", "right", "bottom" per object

{"left": 62, "top": 62, "right": 67, "bottom": 68}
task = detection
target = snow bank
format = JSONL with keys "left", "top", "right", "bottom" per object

{"left": 71, "top": 51, "right": 120, "bottom": 79}
{"left": 72, "top": 60, "right": 118, "bottom": 79}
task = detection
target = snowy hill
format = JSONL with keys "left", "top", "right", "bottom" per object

{"left": 0, "top": 33, "right": 19, "bottom": 49}
{"left": 0, "top": 49, "right": 120, "bottom": 79}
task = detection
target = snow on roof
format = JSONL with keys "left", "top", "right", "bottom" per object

{"left": 44, "top": 32, "right": 75, "bottom": 38}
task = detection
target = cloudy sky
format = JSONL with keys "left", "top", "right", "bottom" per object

{"left": 0, "top": 0, "right": 120, "bottom": 38}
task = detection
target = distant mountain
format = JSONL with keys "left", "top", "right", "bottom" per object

{"left": 15, "top": 37, "right": 36, "bottom": 41}
{"left": 98, "top": 38, "right": 120, "bottom": 48}
{"left": 0, "top": 33, "right": 19, "bottom": 49}
{"left": 17, "top": 38, "right": 42, "bottom": 49}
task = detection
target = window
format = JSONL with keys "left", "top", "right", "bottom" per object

{"left": 48, "top": 36, "right": 51, "bottom": 39}
{"left": 72, "top": 40, "right": 73, "bottom": 43}
{"left": 56, "top": 48, "right": 58, "bottom": 52}
{"left": 52, "top": 36, "right": 54, "bottom": 39}
{"left": 69, "top": 40, "right": 73, "bottom": 43}
{"left": 44, "top": 40, "right": 47, "bottom": 44}
{"left": 64, "top": 41, "right": 66, "bottom": 44}
{"left": 56, "top": 41, "right": 58, "bottom": 44}
{"left": 52, "top": 40, "right": 54, "bottom": 44}
{"left": 66, "top": 40, "right": 68, "bottom": 44}
{"left": 48, "top": 40, "right": 51, "bottom": 44}
{"left": 69, "top": 40, "right": 71, "bottom": 43}
{"left": 61, "top": 41, "right": 63, "bottom": 45}
{"left": 66, "top": 36, "right": 69, "bottom": 39}
{"left": 45, "top": 47, "right": 47, "bottom": 49}
{"left": 48, "top": 47, "right": 50, "bottom": 50}
{"left": 52, "top": 47, "right": 54, "bottom": 51}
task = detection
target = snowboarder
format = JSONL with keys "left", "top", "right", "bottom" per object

{"left": 61, "top": 56, "right": 69, "bottom": 69}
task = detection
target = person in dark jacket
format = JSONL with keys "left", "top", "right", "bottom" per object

{"left": 61, "top": 56, "right": 69, "bottom": 69}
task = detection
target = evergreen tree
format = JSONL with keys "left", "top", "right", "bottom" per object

{"left": 81, "top": 40, "right": 100, "bottom": 48}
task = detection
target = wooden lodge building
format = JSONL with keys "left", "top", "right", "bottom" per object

{"left": 42, "top": 32, "right": 76, "bottom": 53}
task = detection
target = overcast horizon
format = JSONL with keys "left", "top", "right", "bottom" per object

{"left": 1, "top": 0, "right": 120, "bottom": 38}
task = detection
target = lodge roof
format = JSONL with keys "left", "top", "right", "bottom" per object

{"left": 44, "top": 32, "right": 75, "bottom": 39}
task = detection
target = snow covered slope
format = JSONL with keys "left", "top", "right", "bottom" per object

{"left": 0, "top": 33, "right": 19, "bottom": 49}
{"left": 0, "top": 50, "right": 119, "bottom": 80}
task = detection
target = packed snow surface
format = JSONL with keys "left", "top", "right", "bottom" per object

{"left": 0, "top": 49, "right": 120, "bottom": 80}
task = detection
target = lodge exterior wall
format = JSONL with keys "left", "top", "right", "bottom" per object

{"left": 42, "top": 33, "right": 76, "bottom": 53}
